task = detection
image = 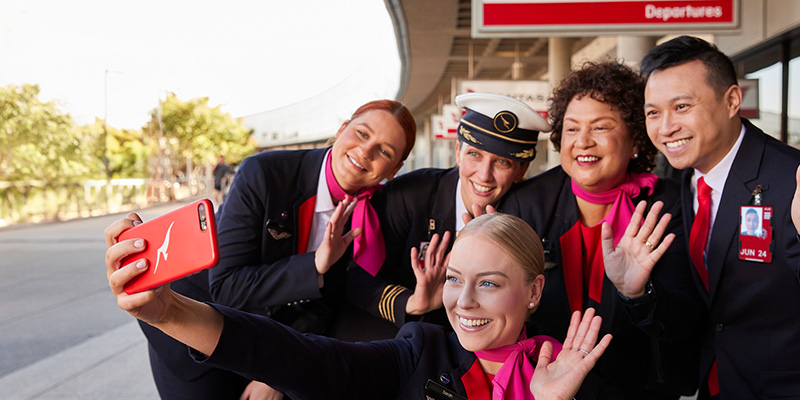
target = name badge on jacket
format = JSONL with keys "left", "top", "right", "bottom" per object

{"left": 424, "top": 379, "right": 467, "bottom": 400}
{"left": 738, "top": 205, "right": 773, "bottom": 263}
{"left": 266, "top": 219, "right": 292, "bottom": 240}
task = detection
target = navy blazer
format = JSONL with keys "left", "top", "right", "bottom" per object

{"left": 191, "top": 304, "right": 604, "bottom": 400}
{"left": 502, "top": 166, "right": 702, "bottom": 399}
{"left": 353, "top": 167, "right": 459, "bottom": 327}
{"left": 685, "top": 120, "right": 800, "bottom": 398}
{"left": 355, "top": 167, "right": 524, "bottom": 328}
{"left": 208, "top": 148, "right": 350, "bottom": 333}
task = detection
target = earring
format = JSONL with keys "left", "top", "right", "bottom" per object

{"left": 632, "top": 153, "right": 639, "bottom": 159}
{"left": 528, "top": 302, "right": 535, "bottom": 309}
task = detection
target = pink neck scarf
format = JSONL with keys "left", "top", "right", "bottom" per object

{"left": 474, "top": 328, "right": 562, "bottom": 400}
{"left": 571, "top": 172, "right": 658, "bottom": 246}
{"left": 324, "top": 153, "right": 385, "bottom": 276}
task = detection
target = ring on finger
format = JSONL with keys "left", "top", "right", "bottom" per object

{"left": 578, "top": 348, "right": 590, "bottom": 356}
{"left": 644, "top": 240, "right": 654, "bottom": 249}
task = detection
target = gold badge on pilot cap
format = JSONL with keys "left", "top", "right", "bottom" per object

{"left": 493, "top": 111, "right": 518, "bottom": 134}
{"left": 455, "top": 92, "right": 551, "bottom": 163}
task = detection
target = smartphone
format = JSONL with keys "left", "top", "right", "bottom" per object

{"left": 119, "top": 198, "right": 219, "bottom": 294}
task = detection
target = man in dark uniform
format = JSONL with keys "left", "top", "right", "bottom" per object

{"left": 212, "top": 155, "right": 232, "bottom": 207}
{"left": 641, "top": 35, "right": 800, "bottom": 398}
{"left": 350, "top": 93, "right": 551, "bottom": 330}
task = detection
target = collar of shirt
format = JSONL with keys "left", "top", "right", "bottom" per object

{"left": 308, "top": 150, "right": 336, "bottom": 252}
{"left": 314, "top": 149, "right": 336, "bottom": 213}
{"left": 692, "top": 124, "right": 746, "bottom": 230}
{"left": 455, "top": 178, "right": 468, "bottom": 233}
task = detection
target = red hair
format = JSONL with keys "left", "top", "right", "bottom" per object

{"left": 349, "top": 100, "right": 416, "bottom": 161}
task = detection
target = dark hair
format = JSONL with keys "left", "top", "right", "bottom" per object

{"left": 746, "top": 208, "right": 758, "bottom": 217}
{"left": 349, "top": 100, "right": 417, "bottom": 161}
{"left": 640, "top": 35, "right": 738, "bottom": 97}
{"left": 548, "top": 61, "right": 656, "bottom": 173}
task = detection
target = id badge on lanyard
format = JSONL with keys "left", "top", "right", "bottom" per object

{"left": 738, "top": 185, "right": 773, "bottom": 263}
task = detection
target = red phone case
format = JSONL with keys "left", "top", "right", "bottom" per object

{"left": 119, "top": 199, "right": 219, "bottom": 294}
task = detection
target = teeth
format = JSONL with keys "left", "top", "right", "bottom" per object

{"left": 348, "top": 155, "right": 365, "bottom": 170}
{"left": 459, "top": 317, "right": 490, "bottom": 327}
{"left": 472, "top": 182, "right": 492, "bottom": 193}
{"left": 577, "top": 156, "right": 600, "bottom": 162}
{"left": 665, "top": 138, "right": 690, "bottom": 148}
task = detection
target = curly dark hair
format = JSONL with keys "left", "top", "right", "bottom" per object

{"left": 548, "top": 61, "right": 656, "bottom": 173}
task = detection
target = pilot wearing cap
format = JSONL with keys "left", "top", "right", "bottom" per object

{"left": 347, "top": 93, "right": 551, "bottom": 334}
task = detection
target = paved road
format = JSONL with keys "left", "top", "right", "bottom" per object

{"left": 0, "top": 201, "right": 193, "bottom": 399}
{"left": 0, "top": 199, "right": 699, "bottom": 400}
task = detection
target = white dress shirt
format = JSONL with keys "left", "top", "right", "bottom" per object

{"left": 691, "top": 125, "right": 746, "bottom": 249}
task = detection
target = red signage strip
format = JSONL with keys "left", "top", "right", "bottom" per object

{"left": 483, "top": 1, "right": 735, "bottom": 26}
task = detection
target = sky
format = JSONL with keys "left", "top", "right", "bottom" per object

{"left": 0, "top": 0, "right": 401, "bottom": 129}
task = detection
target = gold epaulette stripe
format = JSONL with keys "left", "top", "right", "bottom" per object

{"left": 379, "top": 285, "right": 407, "bottom": 323}
{"left": 460, "top": 119, "right": 538, "bottom": 144}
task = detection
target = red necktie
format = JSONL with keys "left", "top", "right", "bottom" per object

{"left": 688, "top": 177, "right": 720, "bottom": 396}
{"left": 689, "top": 177, "right": 711, "bottom": 291}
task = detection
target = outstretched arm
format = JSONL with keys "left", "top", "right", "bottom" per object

{"left": 105, "top": 213, "right": 223, "bottom": 356}
{"left": 602, "top": 201, "right": 675, "bottom": 298}
{"left": 530, "top": 308, "right": 612, "bottom": 400}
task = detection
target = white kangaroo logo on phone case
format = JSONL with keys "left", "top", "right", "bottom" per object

{"left": 155, "top": 221, "right": 175, "bottom": 274}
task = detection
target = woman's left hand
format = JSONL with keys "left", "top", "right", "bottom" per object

{"left": 405, "top": 231, "right": 451, "bottom": 315}
{"left": 314, "top": 196, "right": 359, "bottom": 275}
{"left": 461, "top": 204, "right": 497, "bottom": 227}
{"left": 602, "top": 200, "right": 675, "bottom": 298}
{"left": 530, "top": 308, "right": 612, "bottom": 400}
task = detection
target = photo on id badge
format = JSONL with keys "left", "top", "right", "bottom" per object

{"left": 739, "top": 205, "right": 773, "bottom": 263}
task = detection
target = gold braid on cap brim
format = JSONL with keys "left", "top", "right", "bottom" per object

{"left": 510, "top": 147, "right": 536, "bottom": 159}
{"left": 460, "top": 119, "right": 538, "bottom": 144}
{"left": 459, "top": 126, "right": 483, "bottom": 145}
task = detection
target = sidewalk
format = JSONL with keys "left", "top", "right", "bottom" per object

{"left": 0, "top": 320, "right": 157, "bottom": 400}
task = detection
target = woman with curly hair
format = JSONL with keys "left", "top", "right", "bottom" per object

{"left": 502, "top": 61, "right": 703, "bottom": 399}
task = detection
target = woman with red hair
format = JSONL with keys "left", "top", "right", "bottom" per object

{"left": 134, "top": 100, "right": 417, "bottom": 399}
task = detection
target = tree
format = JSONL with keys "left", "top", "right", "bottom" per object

{"left": 80, "top": 118, "right": 152, "bottom": 179}
{"left": 147, "top": 93, "right": 256, "bottom": 180}
{"left": 0, "top": 84, "right": 98, "bottom": 182}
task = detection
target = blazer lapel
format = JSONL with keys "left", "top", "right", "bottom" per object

{"left": 706, "top": 124, "right": 766, "bottom": 298}
{"left": 291, "top": 148, "right": 329, "bottom": 252}
{"left": 429, "top": 167, "right": 460, "bottom": 237}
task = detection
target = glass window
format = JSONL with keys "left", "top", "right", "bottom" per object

{"left": 788, "top": 57, "right": 800, "bottom": 148}
{"left": 745, "top": 62, "right": 782, "bottom": 141}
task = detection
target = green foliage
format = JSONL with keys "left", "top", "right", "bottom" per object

{"left": 0, "top": 84, "right": 99, "bottom": 181}
{"left": 80, "top": 118, "right": 152, "bottom": 179}
{"left": 147, "top": 93, "right": 256, "bottom": 175}
{"left": 0, "top": 85, "right": 255, "bottom": 184}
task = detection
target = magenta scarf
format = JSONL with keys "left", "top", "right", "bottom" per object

{"left": 570, "top": 172, "right": 658, "bottom": 246}
{"left": 474, "top": 328, "right": 562, "bottom": 400}
{"left": 324, "top": 153, "right": 385, "bottom": 276}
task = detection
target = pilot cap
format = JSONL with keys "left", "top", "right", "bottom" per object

{"left": 455, "top": 93, "right": 551, "bottom": 162}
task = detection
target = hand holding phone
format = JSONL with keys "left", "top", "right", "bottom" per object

{"left": 119, "top": 199, "right": 219, "bottom": 294}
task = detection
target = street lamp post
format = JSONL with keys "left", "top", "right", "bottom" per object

{"left": 103, "top": 69, "right": 123, "bottom": 180}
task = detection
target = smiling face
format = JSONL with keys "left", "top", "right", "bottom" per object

{"left": 330, "top": 110, "right": 407, "bottom": 193}
{"left": 443, "top": 235, "right": 542, "bottom": 352}
{"left": 745, "top": 210, "right": 759, "bottom": 235}
{"left": 559, "top": 95, "right": 636, "bottom": 193}
{"left": 644, "top": 60, "right": 742, "bottom": 174}
{"left": 456, "top": 143, "right": 528, "bottom": 213}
